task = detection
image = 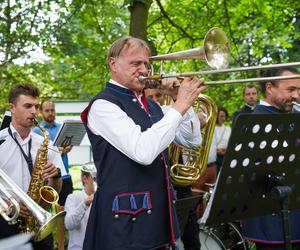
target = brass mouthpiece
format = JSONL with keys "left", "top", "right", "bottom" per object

{"left": 31, "top": 118, "right": 38, "bottom": 126}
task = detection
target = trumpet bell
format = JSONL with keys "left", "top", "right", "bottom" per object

{"left": 34, "top": 210, "right": 66, "bottom": 242}
{"left": 204, "top": 28, "right": 230, "bottom": 69}
{"left": 149, "top": 27, "right": 230, "bottom": 70}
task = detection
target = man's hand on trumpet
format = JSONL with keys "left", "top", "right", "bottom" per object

{"left": 159, "top": 77, "right": 207, "bottom": 116}
{"left": 19, "top": 202, "right": 32, "bottom": 218}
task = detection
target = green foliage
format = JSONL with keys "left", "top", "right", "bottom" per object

{"left": 147, "top": 0, "right": 300, "bottom": 118}
{"left": 0, "top": 0, "right": 299, "bottom": 118}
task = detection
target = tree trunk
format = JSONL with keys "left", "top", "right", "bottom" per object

{"left": 128, "top": 0, "right": 156, "bottom": 54}
{"left": 128, "top": 0, "right": 152, "bottom": 40}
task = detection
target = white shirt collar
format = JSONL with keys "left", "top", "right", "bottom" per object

{"left": 9, "top": 123, "right": 32, "bottom": 143}
{"left": 109, "top": 79, "right": 127, "bottom": 89}
{"left": 259, "top": 100, "right": 272, "bottom": 106}
{"left": 109, "top": 79, "right": 143, "bottom": 101}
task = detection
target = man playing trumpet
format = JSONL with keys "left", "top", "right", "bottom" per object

{"left": 81, "top": 36, "right": 207, "bottom": 250}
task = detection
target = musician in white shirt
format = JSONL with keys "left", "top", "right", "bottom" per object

{"left": 81, "top": 36, "right": 208, "bottom": 250}
{"left": 0, "top": 83, "right": 66, "bottom": 250}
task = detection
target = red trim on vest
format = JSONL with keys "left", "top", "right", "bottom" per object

{"left": 141, "top": 90, "right": 149, "bottom": 113}
{"left": 81, "top": 102, "right": 93, "bottom": 125}
{"left": 162, "top": 155, "right": 176, "bottom": 246}
{"left": 132, "top": 90, "right": 149, "bottom": 113}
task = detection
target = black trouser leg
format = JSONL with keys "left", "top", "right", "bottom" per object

{"left": 181, "top": 209, "right": 201, "bottom": 250}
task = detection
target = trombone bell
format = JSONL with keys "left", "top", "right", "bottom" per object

{"left": 149, "top": 27, "right": 230, "bottom": 70}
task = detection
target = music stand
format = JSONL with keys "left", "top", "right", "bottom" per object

{"left": 175, "top": 195, "right": 202, "bottom": 235}
{"left": 200, "top": 113, "right": 300, "bottom": 250}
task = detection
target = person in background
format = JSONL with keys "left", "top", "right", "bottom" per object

{"left": 232, "top": 84, "right": 258, "bottom": 126}
{"left": 33, "top": 100, "right": 73, "bottom": 205}
{"left": 215, "top": 106, "right": 231, "bottom": 172}
{"left": 242, "top": 66, "right": 300, "bottom": 250}
{"left": 144, "top": 88, "right": 165, "bottom": 106}
{"left": 0, "top": 83, "right": 66, "bottom": 250}
{"left": 81, "top": 36, "right": 206, "bottom": 250}
{"left": 64, "top": 162, "right": 97, "bottom": 250}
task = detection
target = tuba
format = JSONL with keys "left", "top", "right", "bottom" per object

{"left": 169, "top": 94, "right": 217, "bottom": 186}
{"left": 144, "top": 28, "right": 221, "bottom": 185}
{"left": 18, "top": 119, "right": 65, "bottom": 241}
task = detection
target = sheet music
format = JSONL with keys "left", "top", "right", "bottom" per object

{"left": 53, "top": 120, "right": 86, "bottom": 147}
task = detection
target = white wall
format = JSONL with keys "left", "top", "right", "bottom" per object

{"left": 55, "top": 101, "right": 92, "bottom": 165}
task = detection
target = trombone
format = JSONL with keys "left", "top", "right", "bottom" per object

{"left": 139, "top": 27, "right": 300, "bottom": 85}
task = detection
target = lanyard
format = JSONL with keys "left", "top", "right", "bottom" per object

{"left": 8, "top": 127, "right": 33, "bottom": 175}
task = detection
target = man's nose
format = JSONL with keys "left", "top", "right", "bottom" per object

{"left": 292, "top": 90, "right": 300, "bottom": 100}
{"left": 140, "top": 64, "right": 149, "bottom": 74}
{"left": 31, "top": 106, "right": 39, "bottom": 114}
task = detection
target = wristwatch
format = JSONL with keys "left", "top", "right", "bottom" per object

{"left": 53, "top": 168, "right": 62, "bottom": 179}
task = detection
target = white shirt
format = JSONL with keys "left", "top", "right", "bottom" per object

{"left": 207, "top": 132, "right": 217, "bottom": 164}
{"left": 0, "top": 124, "right": 66, "bottom": 191}
{"left": 64, "top": 190, "right": 91, "bottom": 250}
{"left": 87, "top": 81, "right": 202, "bottom": 165}
{"left": 214, "top": 124, "right": 231, "bottom": 149}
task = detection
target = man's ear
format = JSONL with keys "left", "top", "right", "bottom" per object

{"left": 265, "top": 82, "right": 273, "bottom": 95}
{"left": 108, "top": 57, "right": 117, "bottom": 72}
{"left": 8, "top": 103, "right": 15, "bottom": 114}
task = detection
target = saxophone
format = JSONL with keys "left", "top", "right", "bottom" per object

{"left": 20, "top": 118, "right": 61, "bottom": 240}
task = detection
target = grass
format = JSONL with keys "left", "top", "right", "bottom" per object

{"left": 69, "top": 165, "right": 83, "bottom": 191}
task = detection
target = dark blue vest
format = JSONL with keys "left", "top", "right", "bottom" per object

{"left": 82, "top": 83, "right": 180, "bottom": 250}
{"left": 241, "top": 104, "right": 300, "bottom": 244}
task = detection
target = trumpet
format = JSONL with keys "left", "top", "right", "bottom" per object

{"left": 139, "top": 27, "right": 300, "bottom": 85}
{"left": 292, "top": 101, "right": 300, "bottom": 108}
{"left": 0, "top": 169, "right": 66, "bottom": 241}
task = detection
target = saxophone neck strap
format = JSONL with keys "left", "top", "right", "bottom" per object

{"left": 8, "top": 127, "right": 33, "bottom": 175}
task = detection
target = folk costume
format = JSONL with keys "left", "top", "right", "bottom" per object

{"left": 81, "top": 81, "right": 201, "bottom": 250}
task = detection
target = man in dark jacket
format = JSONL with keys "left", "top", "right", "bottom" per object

{"left": 232, "top": 84, "right": 258, "bottom": 126}
{"left": 81, "top": 36, "right": 207, "bottom": 250}
{"left": 242, "top": 67, "right": 300, "bottom": 250}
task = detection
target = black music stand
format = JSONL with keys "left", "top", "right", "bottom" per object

{"left": 200, "top": 113, "right": 300, "bottom": 250}
{"left": 175, "top": 195, "right": 202, "bottom": 235}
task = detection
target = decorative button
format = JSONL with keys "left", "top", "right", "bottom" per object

{"left": 114, "top": 214, "right": 119, "bottom": 219}
{"left": 132, "top": 98, "right": 137, "bottom": 102}
{"left": 147, "top": 209, "right": 152, "bottom": 215}
{"left": 132, "top": 217, "right": 136, "bottom": 222}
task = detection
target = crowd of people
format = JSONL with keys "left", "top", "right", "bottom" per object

{"left": 0, "top": 34, "right": 300, "bottom": 250}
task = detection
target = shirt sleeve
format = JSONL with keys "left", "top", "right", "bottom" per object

{"left": 161, "top": 105, "right": 202, "bottom": 148}
{"left": 87, "top": 99, "right": 183, "bottom": 165}
{"left": 64, "top": 194, "right": 89, "bottom": 230}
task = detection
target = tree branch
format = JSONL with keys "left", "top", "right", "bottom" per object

{"left": 154, "top": 0, "right": 194, "bottom": 40}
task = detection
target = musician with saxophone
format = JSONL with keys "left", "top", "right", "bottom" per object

{"left": 81, "top": 36, "right": 207, "bottom": 250}
{"left": 0, "top": 83, "right": 66, "bottom": 250}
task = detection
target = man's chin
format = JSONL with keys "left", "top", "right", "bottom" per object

{"left": 45, "top": 119, "right": 54, "bottom": 123}
{"left": 284, "top": 104, "right": 293, "bottom": 112}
